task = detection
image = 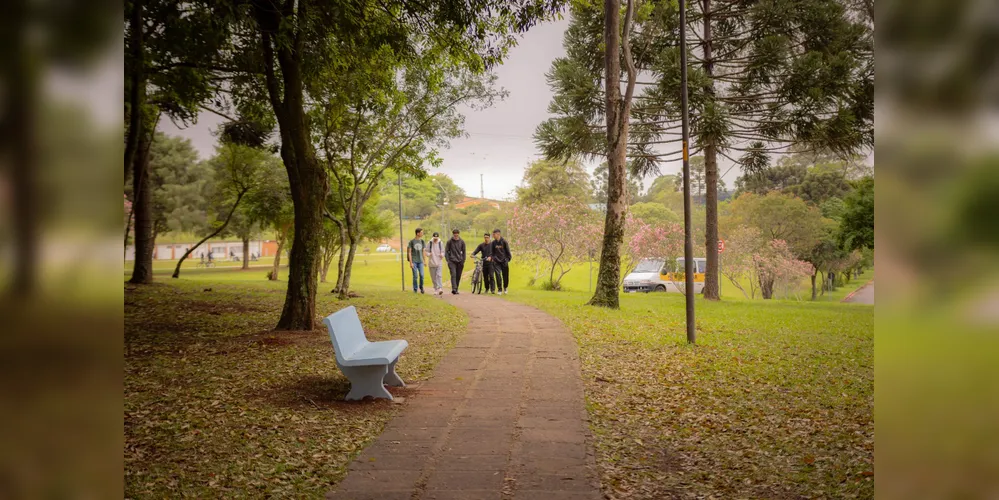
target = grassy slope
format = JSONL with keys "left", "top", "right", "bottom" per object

{"left": 124, "top": 280, "right": 465, "bottom": 497}
{"left": 504, "top": 290, "right": 874, "bottom": 499}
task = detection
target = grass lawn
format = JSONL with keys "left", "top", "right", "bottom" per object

{"left": 503, "top": 290, "right": 874, "bottom": 499}
{"left": 124, "top": 279, "right": 466, "bottom": 497}
{"left": 126, "top": 255, "right": 873, "bottom": 498}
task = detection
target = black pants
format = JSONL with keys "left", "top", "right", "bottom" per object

{"left": 492, "top": 261, "right": 509, "bottom": 291}
{"left": 482, "top": 261, "right": 494, "bottom": 292}
{"left": 448, "top": 261, "right": 464, "bottom": 292}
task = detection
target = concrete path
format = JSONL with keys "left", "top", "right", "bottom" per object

{"left": 844, "top": 281, "right": 874, "bottom": 304}
{"left": 327, "top": 293, "right": 601, "bottom": 500}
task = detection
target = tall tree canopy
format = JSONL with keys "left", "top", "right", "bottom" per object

{"left": 185, "top": 0, "right": 566, "bottom": 329}
{"left": 516, "top": 158, "right": 592, "bottom": 204}
{"left": 537, "top": 0, "right": 873, "bottom": 300}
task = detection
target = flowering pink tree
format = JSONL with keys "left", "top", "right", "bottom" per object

{"left": 720, "top": 226, "right": 813, "bottom": 299}
{"left": 509, "top": 200, "right": 598, "bottom": 290}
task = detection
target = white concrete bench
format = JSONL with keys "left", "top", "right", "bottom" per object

{"left": 322, "top": 306, "right": 408, "bottom": 401}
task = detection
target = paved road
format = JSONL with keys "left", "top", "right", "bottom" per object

{"left": 327, "top": 293, "right": 601, "bottom": 500}
{"left": 844, "top": 282, "right": 874, "bottom": 304}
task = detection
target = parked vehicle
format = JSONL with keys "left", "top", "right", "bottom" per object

{"left": 376, "top": 244, "right": 393, "bottom": 252}
{"left": 623, "top": 257, "right": 706, "bottom": 293}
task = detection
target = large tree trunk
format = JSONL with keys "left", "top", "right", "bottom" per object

{"left": 254, "top": 5, "right": 328, "bottom": 331}
{"left": 124, "top": 0, "right": 144, "bottom": 183}
{"left": 242, "top": 236, "right": 250, "bottom": 270}
{"left": 701, "top": 0, "right": 721, "bottom": 300}
{"left": 5, "top": 24, "right": 39, "bottom": 296}
{"left": 588, "top": 0, "right": 635, "bottom": 309}
{"left": 128, "top": 124, "right": 155, "bottom": 284}
{"left": 270, "top": 236, "right": 284, "bottom": 281}
{"left": 276, "top": 177, "right": 324, "bottom": 330}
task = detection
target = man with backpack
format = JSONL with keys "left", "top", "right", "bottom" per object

{"left": 445, "top": 229, "right": 466, "bottom": 295}
{"left": 427, "top": 232, "right": 445, "bottom": 295}
{"left": 488, "top": 229, "right": 512, "bottom": 294}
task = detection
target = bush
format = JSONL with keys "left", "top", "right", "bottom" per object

{"left": 266, "top": 270, "right": 275, "bottom": 280}
{"left": 539, "top": 279, "right": 562, "bottom": 291}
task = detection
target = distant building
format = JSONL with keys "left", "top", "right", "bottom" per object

{"left": 454, "top": 196, "right": 502, "bottom": 210}
{"left": 124, "top": 239, "right": 279, "bottom": 260}
{"left": 587, "top": 203, "right": 606, "bottom": 213}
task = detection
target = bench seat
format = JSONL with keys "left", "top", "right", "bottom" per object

{"left": 340, "top": 339, "right": 409, "bottom": 367}
{"left": 322, "top": 306, "right": 408, "bottom": 401}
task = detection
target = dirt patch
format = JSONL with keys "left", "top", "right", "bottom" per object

{"left": 185, "top": 300, "right": 268, "bottom": 315}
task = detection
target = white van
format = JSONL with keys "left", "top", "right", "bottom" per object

{"left": 622, "top": 257, "right": 706, "bottom": 293}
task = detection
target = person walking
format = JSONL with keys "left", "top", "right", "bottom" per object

{"left": 472, "top": 232, "right": 495, "bottom": 293}
{"left": 445, "top": 229, "right": 467, "bottom": 295}
{"left": 489, "top": 229, "right": 512, "bottom": 294}
{"left": 407, "top": 228, "right": 427, "bottom": 294}
{"left": 427, "top": 232, "right": 445, "bottom": 295}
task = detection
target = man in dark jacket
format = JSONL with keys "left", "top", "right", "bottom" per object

{"left": 445, "top": 229, "right": 467, "bottom": 294}
{"left": 472, "top": 232, "right": 494, "bottom": 293}
{"left": 488, "top": 229, "right": 512, "bottom": 294}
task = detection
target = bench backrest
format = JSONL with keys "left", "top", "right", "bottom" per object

{"left": 323, "top": 306, "right": 368, "bottom": 364}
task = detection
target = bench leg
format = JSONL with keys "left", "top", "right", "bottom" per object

{"left": 384, "top": 359, "right": 405, "bottom": 388}
{"left": 340, "top": 364, "right": 393, "bottom": 401}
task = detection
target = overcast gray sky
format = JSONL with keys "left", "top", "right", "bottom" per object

{"left": 158, "top": 16, "right": 738, "bottom": 201}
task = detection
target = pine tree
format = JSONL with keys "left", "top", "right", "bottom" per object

{"left": 537, "top": 0, "right": 872, "bottom": 300}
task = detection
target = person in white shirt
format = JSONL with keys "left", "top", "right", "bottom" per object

{"left": 426, "top": 232, "right": 446, "bottom": 295}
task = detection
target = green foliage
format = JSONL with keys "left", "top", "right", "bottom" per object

{"left": 725, "top": 192, "right": 829, "bottom": 258}
{"left": 838, "top": 176, "right": 874, "bottom": 251}
{"left": 591, "top": 161, "right": 643, "bottom": 204}
{"left": 141, "top": 133, "right": 211, "bottom": 235}
{"left": 536, "top": 0, "right": 873, "bottom": 173}
{"left": 516, "top": 158, "right": 591, "bottom": 205}
{"left": 629, "top": 202, "right": 679, "bottom": 226}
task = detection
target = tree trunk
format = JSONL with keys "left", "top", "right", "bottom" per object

{"left": 701, "top": 0, "right": 721, "bottom": 301}
{"left": 242, "top": 236, "right": 250, "bottom": 270}
{"left": 171, "top": 190, "right": 247, "bottom": 278}
{"left": 333, "top": 226, "right": 347, "bottom": 292}
{"left": 588, "top": 0, "right": 635, "bottom": 309}
{"left": 338, "top": 234, "right": 359, "bottom": 300}
{"left": 5, "top": 23, "right": 39, "bottom": 296}
{"left": 128, "top": 123, "right": 155, "bottom": 284}
{"left": 254, "top": 6, "right": 328, "bottom": 331}
{"left": 124, "top": 0, "right": 144, "bottom": 183}
{"left": 810, "top": 271, "right": 818, "bottom": 300}
{"left": 760, "top": 277, "right": 774, "bottom": 299}
{"left": 270, "top": 236, "right": 284, "bottom": 281}
{"left": 276, "top": 181, "right": 324, "bottom": 330}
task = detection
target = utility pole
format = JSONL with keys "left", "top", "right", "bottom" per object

{"left": 480, "top": 174, "right": 484, "bottom": 199}
{"left": 679, "top": 0, "right": 696, "bottom": 344}
{"left": 398, "top": 171, "right": 405, "bottom": 291}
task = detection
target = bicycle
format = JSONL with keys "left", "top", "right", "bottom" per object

{"left": 471, "top": 257, "right": 484, "bottom": 294}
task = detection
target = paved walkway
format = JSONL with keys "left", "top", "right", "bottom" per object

{"left": 327, "top": 293, "right": 601, "bottom": 500}
{"left": 844, "top": 281, "right": 874, "bottom": 304}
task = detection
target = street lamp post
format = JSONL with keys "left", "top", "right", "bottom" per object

{"left": 679, "top": 0, "right": 696, "bottom": 344}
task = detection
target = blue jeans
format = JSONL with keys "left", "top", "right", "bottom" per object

{"left": 412, "top": 262, "right": 425, "bottom": 291}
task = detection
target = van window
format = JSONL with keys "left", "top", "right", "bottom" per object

{"left": 696, "top": 260, "right": 706, "bottom": 273}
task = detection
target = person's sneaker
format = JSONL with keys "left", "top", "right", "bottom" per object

{"left": 451, "top": 290, "right": 457, "bottom": 295}
{"left": 420, "top": 289, "right": 425, "bottom": 294}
